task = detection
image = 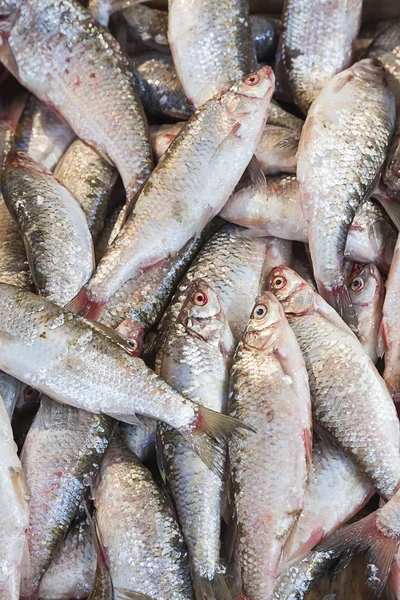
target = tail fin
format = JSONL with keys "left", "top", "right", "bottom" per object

{"left": 193, "top": 573, "right": 232, "bottom": 600}
{"left": 317, "top": 512, "right": 400, "bottom": 596}
{"left": 180, "top": 406, "right": 255, "bottom": 479}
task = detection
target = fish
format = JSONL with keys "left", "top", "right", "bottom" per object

{"left": 157, "top": 223, "right": 272, "bottom": 345}
{"left": 263, "top": 237, "right": 293, "bottom": 278}
{"left": 54, "top": 140, "right": 117, "bottom": 243}
{"left": 0, "top": 396, "right": 30, "bottom": 600}
{"left": 255, "top": 124, "right": 299, "bottom": 174}
{"left": 267, "top": 265, "right": 400, "bottom": 501}
{"left": 95, "top": 437, "right": 193, "bottom": 600}
{"left": 149, "top": 123, "right": 185, "bottom": 163}
{"left": 94, "top": 204, "right": 124, "bottom": 265}
{"left": 278, "top": 0, "right": 362, "bottom": 113}
{"left": 0, "top": 371, "right": 24, "bottom": 420}
{"left": 0, "top": 0, "right": 153, "bottom": 210}
{"left": 131, "top": 53, "right": 194, "bottom": 121}
{"left": 2, "top": 150, "right": 94, "bottom": 307}
{"left": 116, "top": 2, "right": 169, "bottom": 54}
{"left": 384, "top": 117, "right": 400, "bottom": 192}
{"left": 168, "top": 0, "right": 254, "bottom": 107}
{"left": 347, "top": 263, "right": 384, "bottom": 363}
{"left": 0, "top": 283, "right": 248, "bottom": 477}
{"left": 251, "top": 14, "right": 281, "bottom": 62}
{"left": 20, "top": 397, "right": 114, "bottom": 599}
{"left": 379, "top": 233, "right": 400, "bottom": 407}
{"left": 38, "top": 509, "right": 96, "bottom": 600}
{"left": 76, "top": 66, "right": 275, "bottom": 320}
{"left": 229, "top": 291, "right": 312, "bottom": 598}
{"left": 119, "top": 419, "right": 156, "bottom": 462}
{"left": 267, "top": 100, "right": 304, "bottom": 132}
{"left": 272, "top": 549, "right": 336, "bottom": 600}
{"left": 158, "top": 279, "right": 235, "bottom": 600}
{"left": 281, "top": 435, "right": 374, "bottom": 567}
{"left": 367, "top": 19, "right": 400, "bottom": 106}
{"left": 297, "top": 58, "right": 395, "bottom": 324}
{"left": 15, "top": 96, "right": 76, "bottom": 171}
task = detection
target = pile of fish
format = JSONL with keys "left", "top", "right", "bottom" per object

{"left": 1, "top": 0, "right": 400, "bottom": 599}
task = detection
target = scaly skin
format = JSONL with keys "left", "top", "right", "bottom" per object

{"left": 381, "top": 233, "right": 400, "bottom": 407}
{"left": 367, "top": 19, "right": 400, "bottom": 106}
{"left": 255, "top": 124, "right": 299, "bottom": 174}
{"left": 82, "top": 67, "right": 275, "bottom": 317}
{"left": 158, "top": 280, "right": 235, "bottom": 593}
{"left": 297, "top": 59, "right": 395, "bottom": 322}
{"left": 0, "top": 0, "right": 153, "bottom": 205}
{"left": 54, "top": 140, "right": 117, "bottom": 243}
{"left": 168, "top": 0, "right": 253, "bottom": 107}
{"left": 2, "top": 150, "right": 94, "bottom": 307}
{"left": 279, "top": 0, "right": 362, "bottom": 113}
{"left": 95, "top": 439, "right": 193, "bottom": 600}
{"left": 229, "top": 292, "right": 311, "bottom": 599}
{"left": 268, "top": 266, "right": 400, "bottom": 501}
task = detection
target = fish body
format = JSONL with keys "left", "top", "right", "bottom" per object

{"left": 255, "top": 124, "right": 299, "bottom": 174}
{"left": 15, "top": 96, "right": 75, "bottom": 171}
{"left": 229, "top": 292, "right": 311, "bottom": 599}
{"left": 267, "top": 266, "right": 400, "bottom": 501}
{"left": 272, "top": 550, "right": 335, "bottom": 600}
{"left": 168, "top": 0, "right": 254, "bottom": 107}
{"left": 20, "top": 397, "right": 114, "bottom": 599}
{"left": 2, "top": 151, "right": 94, "bottom": 306}
{"left": 121, "top": 3, "right": 169, "bottom": 53}
{"left": 119, "top": 419, "right": 156, "bottom": 462}
{"left": 0, "top": 397, "right": 29, "bottom": 600}
{"left": 251, "top": 14, "right": 280, "bottom": 61}
{"left": 297, "top": 59, "right": 395, "bottom": 321}
{"left": 54, "top": 140, "right": 117, "bottom": 243}
{"left": 367, "top": 19, "right": 400, "bottom": 106}
{"left": 81, "top": 67, "right": 275, "bottom": 319}
{"left": 150, "top": 122, "right": 185, "bottom": 163}
{"left": 158, "top": 279, "right": 235, "bottom": 597}
{"left": 279, "top": 0, "right": 362, "bottom": 113}
{"left": 347, "top": 263, "right": 384, "bottom": 363}
{"left": 0, "top": 0, "right": 153, "bottom": 205}
{"left": 384, "top": 117, "right": 400, "bottom": 192}
{"left": 131, "top": 53, "right": 194, "bottom": 120}
{"left": 267, "top": 101, "right": 303, "bottom": 132}
{"left": 95, "top": 439, "right": 193, "bottom": 600}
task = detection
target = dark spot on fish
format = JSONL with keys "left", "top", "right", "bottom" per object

{"left": 90, "top": 73, "right": 96, "bottom": 79}
{"left": 39, "top": 331, "right": 46, "bottom": 338}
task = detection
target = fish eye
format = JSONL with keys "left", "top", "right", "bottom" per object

{"left": 24, "top": 386, "right": 38, "bottom": 400}
{"left": 244, "top": 73, "right": 260, "bottom": 86}
{"left": 271, "top": 276, "right": 287, "bottom": 290}
{"left": 194, "top": 291, "right": 208, "bottom": 306}
{"left": 350, "top": 276, "right": 364, "bottom": 292}
{"left": 125, "top": 339, "right": 138, "bottom": 355}
{"left": 253, "top": 304, "right": 267, "bottom": 319}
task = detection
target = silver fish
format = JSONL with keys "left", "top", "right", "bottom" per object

{"left": 251, "top": 14, "right": 280, "bottom": 62}
{"left": 297, "top": 59, "right": 395, "bottom": 323}
{"left": 168, "top": 0, "right": 254, "bottom": 107}
{"left": 367, "top": 19, "right": 400, "bottom": 105}
{"left": 95, "top": 438, "right": 193, "bottom": 600}
{"left": 267, "top": 100, "right": 304, "bottom": 132}
{"left": 149, "top": 122, "right": 185, "bottom": 163}
{"left": 267, "top": 266, "right": 400, "bottom": 501}
{"left": 54, "top": 140, "right": 117, "bottom": 243}
{"left": 119, "top": 419, "right": 156, "bottom": 462}
{"left": 2, "top": 150, "right": 94, "bottom": 307}
{"left": 229, "top": 292, "right": 311, "bottom": 598}
{"left": 158, "top": 279, "right": 235, "bottom": 599}
{"left": 77, "top": 67, "right": 275, "bottom": 320}
{"left": 15, "top": 96, "right": 75, "bottom": 171}
{"left": 255, "top": 124, "right": 299, "bottom": 174}
{"left": 272, "top": 550, "right": 335, "bottom": 600}
{"left": 0, "top": 0, "right": 153, "bottom": 209}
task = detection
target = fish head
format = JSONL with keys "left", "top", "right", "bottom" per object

{"left": 178, "top": 278, "right": 227, "bottom": 343}
{"left": 243, "top": 291, "right": 285, "bottom": 351}
{"left": 225, "top": 66, "right": 275, "bottom": 121}
{"left": 348, "top": 263, "right": 384, "bottom": 310}
{"left": 267, "top": 266, "right": 315, "bottom": 316}
{"left": 352, "top": 58, "right": 387, "bottom": 86}
{"left": 3, "top": 149, "right": 51, "bottom": 175}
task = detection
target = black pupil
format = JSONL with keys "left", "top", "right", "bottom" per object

{"left": 275, "top": 279, "right": 282, "bottom": 286}
{"left": 354, "top": 279, "right": 361, "bottom": 288}
{"left": 128, "top": 341, "right": 135, "bottom": 348}
{"left": 197, "top": 295, "right": 204, "bottom": 303}
{"left": 256, "top": 307, "right": 264, "bottom": 316}
{"left": 249, "top": 77, "right": 255, "bottom": 82}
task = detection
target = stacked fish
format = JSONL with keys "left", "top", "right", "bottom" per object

{"left": 0, "top": 0, "right": 400, "bottom": 599}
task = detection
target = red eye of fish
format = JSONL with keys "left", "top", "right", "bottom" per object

{"left": 271, "top": 276, "right": 287, "bottom": 290}
{"left": 351, "top": 276, "right": 364, "bottom": 292}
{"left": 254, "top": 304, "right": 267, "bottom": 319}
{"left": 194, "top": 292, "right": 208, "bottom": 306}
{"left": 244, "top": 73, "right": 260, "bottom": 86}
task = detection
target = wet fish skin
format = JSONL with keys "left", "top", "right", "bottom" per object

{"left": 267, "top": 100, "right": 303, "bottom": 132}
{"left": 267, "top": 265, "right": 400, "bottom": 501}
{"left": 39, "top": 512, "right": 96, "bottom": 600}
{"left": 251, "top": 14, "right": 280, "bottom": 62}
{"left": 81, "top": 66, "right": 275, "bottom": 318}
{"left": 0, "top": 397, "right": 29, "bottom": 600}
{"left": 168, "top": 0, "right": 254, "bottom": 107}
{"left": 54, "top": 140, "right": 117, "bottom": 243}
{"left": 131, "top": 53, "right": 194, "bottom": 121}
{"left": 367, "top": 19, "right": 400, "bottom": 106}
{"left": 263, "top": 236, "right": 293, "bottom": 278}
{"left": 119, "top": 419, "right": 156, "bottom": 462}
{"left": 150, "top": 122, "right": 185, "bottom": 163}
{"left": 384, "top": 117, "right": 400, "bottom": 192}
{"left": 297, "top": 59, "right": 395, "bottom": 322}
{"left": 0, "top": 371, "right": 23, "bottom": 419}
{"left": 229, "top": 291, "right": 311, "bottom": 599}
{"left": 20, "top": 397, "right": 114, "bottom": 600}
{"left": 2, "top": 150, "right": 94, "bottom": 307}
{"left": 255, "top": 124, "right": 299, "bottom": 174}
{"left": 347, "top": 263, "right": 384, "bottom": 363}
{"left": 279, "top": 0, "right": 362, "bottom": 113}
{"left": 272, "top": 550, "right": 335, "bottom": 600}
{"left": 15, "top": 96, "right": 75, "bottom": 171}
{"left": 158, "top": 279, "right": 235, "bottom": 596}
{"left": 0, "top": 0, "right": 153, "bottom": 207}
{"left": 120, "top": 3, "right": 169, "bottom": 54}
{"left": 95, "top": 438, "right": 193, "bottom": 600}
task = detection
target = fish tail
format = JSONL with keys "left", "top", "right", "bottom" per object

{"left": 180, "top": 406, "right": 255, "bottom": 479}
{"left": 65, "top": 289, "right": 106, "bottom": 320}
{"left": 193, "top": 573, "right": 232, "bottom": 600}
{"left": 318, "top": 280, "right": 357, "bottom": 329}
{"left": 317, "top": 511, "right": 400, "bottom": 597}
